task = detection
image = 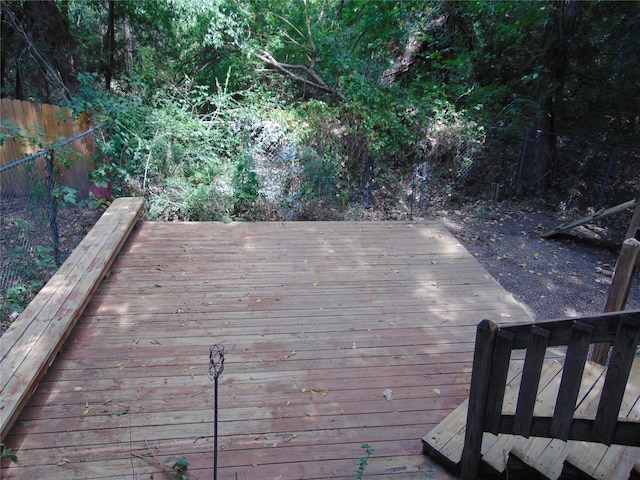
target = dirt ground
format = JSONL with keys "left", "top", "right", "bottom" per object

{"left": 430, "top": 200, "right": 640, "bottom": 321}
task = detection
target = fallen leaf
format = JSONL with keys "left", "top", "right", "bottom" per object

{"left": 434, "top": 388, "right": 441, "bottom": 395}
{"left": 116, "top": 407, "right": 129, "bottom": 416}
{"left": 57, "top": 458, "right": 71, "bottom": 466}
{"left": 83, "top": 408, "right": 90, "bottom": 416}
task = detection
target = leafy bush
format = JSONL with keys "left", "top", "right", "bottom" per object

{"left": 418, "top": 100, "right": 485, "bottom": 182}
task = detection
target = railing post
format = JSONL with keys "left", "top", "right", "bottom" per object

{"left": 460, "top": 320, "right": 497, "bottom": 480}
{"left": 592, "top": 237, "right": 640, "bottom": 364}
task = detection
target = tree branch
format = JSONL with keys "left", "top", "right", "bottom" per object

{"left": 0, "top": 0, "right": 71, "bottom": 98}
{"left": 380, "top": 13, "right": 449, "bottom": 86}
{"left": 255, "top": 50, "right": 345, "bottom": 101}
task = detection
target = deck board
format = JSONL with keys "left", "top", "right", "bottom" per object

{"left": 0, "top": 197, "right": 144, "bottom": 441}
{"left": 1, "top": 220, "right": 532, "bottom": 479}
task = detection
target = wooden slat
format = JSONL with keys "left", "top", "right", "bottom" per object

{"left": 422, "top": 358, "right": 526, "bottom": 471}
{"left": 480, "top": 359, "right": 563, "bottom": 474}
{"left": 565, "top": 358, "right": 640, "bottom": 477}
{"left": 592, "top": 320, "right": 640, "bottom": 444}
{"left": 513, "top": 325, "right": 550, "bottom": 437}
{"left": 0, "top": 197, "right": 144, "bottom": 441}
{"left": 459, "top": 320, "right": 498, "bottom": 479}
{"left": 550, "top": 321, "right": 593, "bottom": 440}
{"left": 503, "top": 311, "right": 640, "bottom": 349}
{"left": 484, "top": 329, "right": 514, "bottom": 434}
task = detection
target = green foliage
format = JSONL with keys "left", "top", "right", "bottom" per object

{"left": 53, "top": 185, "right": 78, "bottom": 207}
{"left": 299, "top": 148, "right": 343, "bottom": 200}
{"left": 419, "top": 100, "right": 485, "bottom": 181}
{"left": 354, "top": 443, "right": 375, "bottom": 479}
{"left": 232, "top": 158, "right": 261, "bottom": 215}
{"left": 1, "top": 443, "right": 18, "bottom": 463}
{"left": 160, "top": 455, "right": 191, "bottom": 480}
{"left": 0, "top": 120, "right": 46, "bottom": 150}
{"left": 7, "top": 0, "right": 633, "bottom": 215}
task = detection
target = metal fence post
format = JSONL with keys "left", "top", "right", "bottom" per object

{"left": 44, "top": 148, "right": 60, "bottom": 266}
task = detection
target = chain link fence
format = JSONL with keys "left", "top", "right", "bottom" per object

{"left": 1, "top": 126, "right": 103, "bottom": 326}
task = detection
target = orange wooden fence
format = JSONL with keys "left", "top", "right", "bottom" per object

{"left": 0, "top": 98, "right": 95, "bottom": 196}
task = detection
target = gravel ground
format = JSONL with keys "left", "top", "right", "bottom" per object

{"left": 433, "top": 201, "right": 640, "bottom": 322}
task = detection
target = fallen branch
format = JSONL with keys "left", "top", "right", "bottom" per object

{"left": 255, "top": 50, "right": 345, "bottom": 101}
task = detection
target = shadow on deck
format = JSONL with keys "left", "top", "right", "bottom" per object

{"left": 2, "top": 198, "right": 541, "bottom": 479}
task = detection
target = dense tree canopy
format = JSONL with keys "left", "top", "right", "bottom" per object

{"left": 1, "top": 0, "right": 638, "bottom": 219}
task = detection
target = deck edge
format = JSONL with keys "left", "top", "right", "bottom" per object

{"left": 0, "top": 197, "right": 144, "bottom": 441}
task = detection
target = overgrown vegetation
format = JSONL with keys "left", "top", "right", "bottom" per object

{"left": 2, "top": 0, "right": 637, "bottom": 223}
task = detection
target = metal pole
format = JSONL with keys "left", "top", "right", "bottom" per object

{"left": 209, "top": 344, "right": 224, "bottom": 480}
{"left": 45, "top": 149, "right": 60, "bottom": 266}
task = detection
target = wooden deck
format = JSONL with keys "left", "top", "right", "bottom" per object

{"left": 1, "top": 218, "right": 534, "bottom": 479}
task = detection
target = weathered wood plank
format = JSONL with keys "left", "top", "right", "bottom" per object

{"left": 484, "top": 329, "right": 514, "bottom": 434}
{"left": 513, "top": 325, "right": 550, "bottom": 437}
{"left": 459, "top": 320, "right": 498, "bottom": 479}
{"left": 541, "top": 199, "right": 637, "bottom": 238}
{"left": 0, "top": 197, "right": 144, "bottom": 441}
{"left": 1, "top": 220, "right": 533, "bottom": 479}
{"left": 592, "top": 320, "right": 640, "bottom": 444}
{"left": 550, "top": 321, "right": 593, "bottom": 440}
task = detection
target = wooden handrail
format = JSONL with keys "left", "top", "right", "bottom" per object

{"left": 460, "top": 309, "right": 640, "bottom": 480}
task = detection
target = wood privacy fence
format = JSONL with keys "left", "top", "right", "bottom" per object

{"left": 0, "top": 98, "right": 95, "bottom": 197}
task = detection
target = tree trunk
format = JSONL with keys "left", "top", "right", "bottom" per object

{"left": 520, "top": 1, "right": 580, "bottom": 194}
{"left": 21, "top": 0, "right": 80, "bottom": 98}
{"left": 104, "top": 0, "right": 116, "bottom": 90}
{"left": 123, "top": 18, "right": 134, "bottom": 76}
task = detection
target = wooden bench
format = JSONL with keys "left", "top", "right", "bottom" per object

{"left": 0, "top": 197, "right": 144, "bottom": 440}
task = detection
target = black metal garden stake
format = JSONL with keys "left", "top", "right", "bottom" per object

{"left": 209, "top": 344, "right": 224, "bottom": 480}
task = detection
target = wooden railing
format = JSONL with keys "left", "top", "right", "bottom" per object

{"left": 460, "top": 310, "right": 640, "bottom": 479}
